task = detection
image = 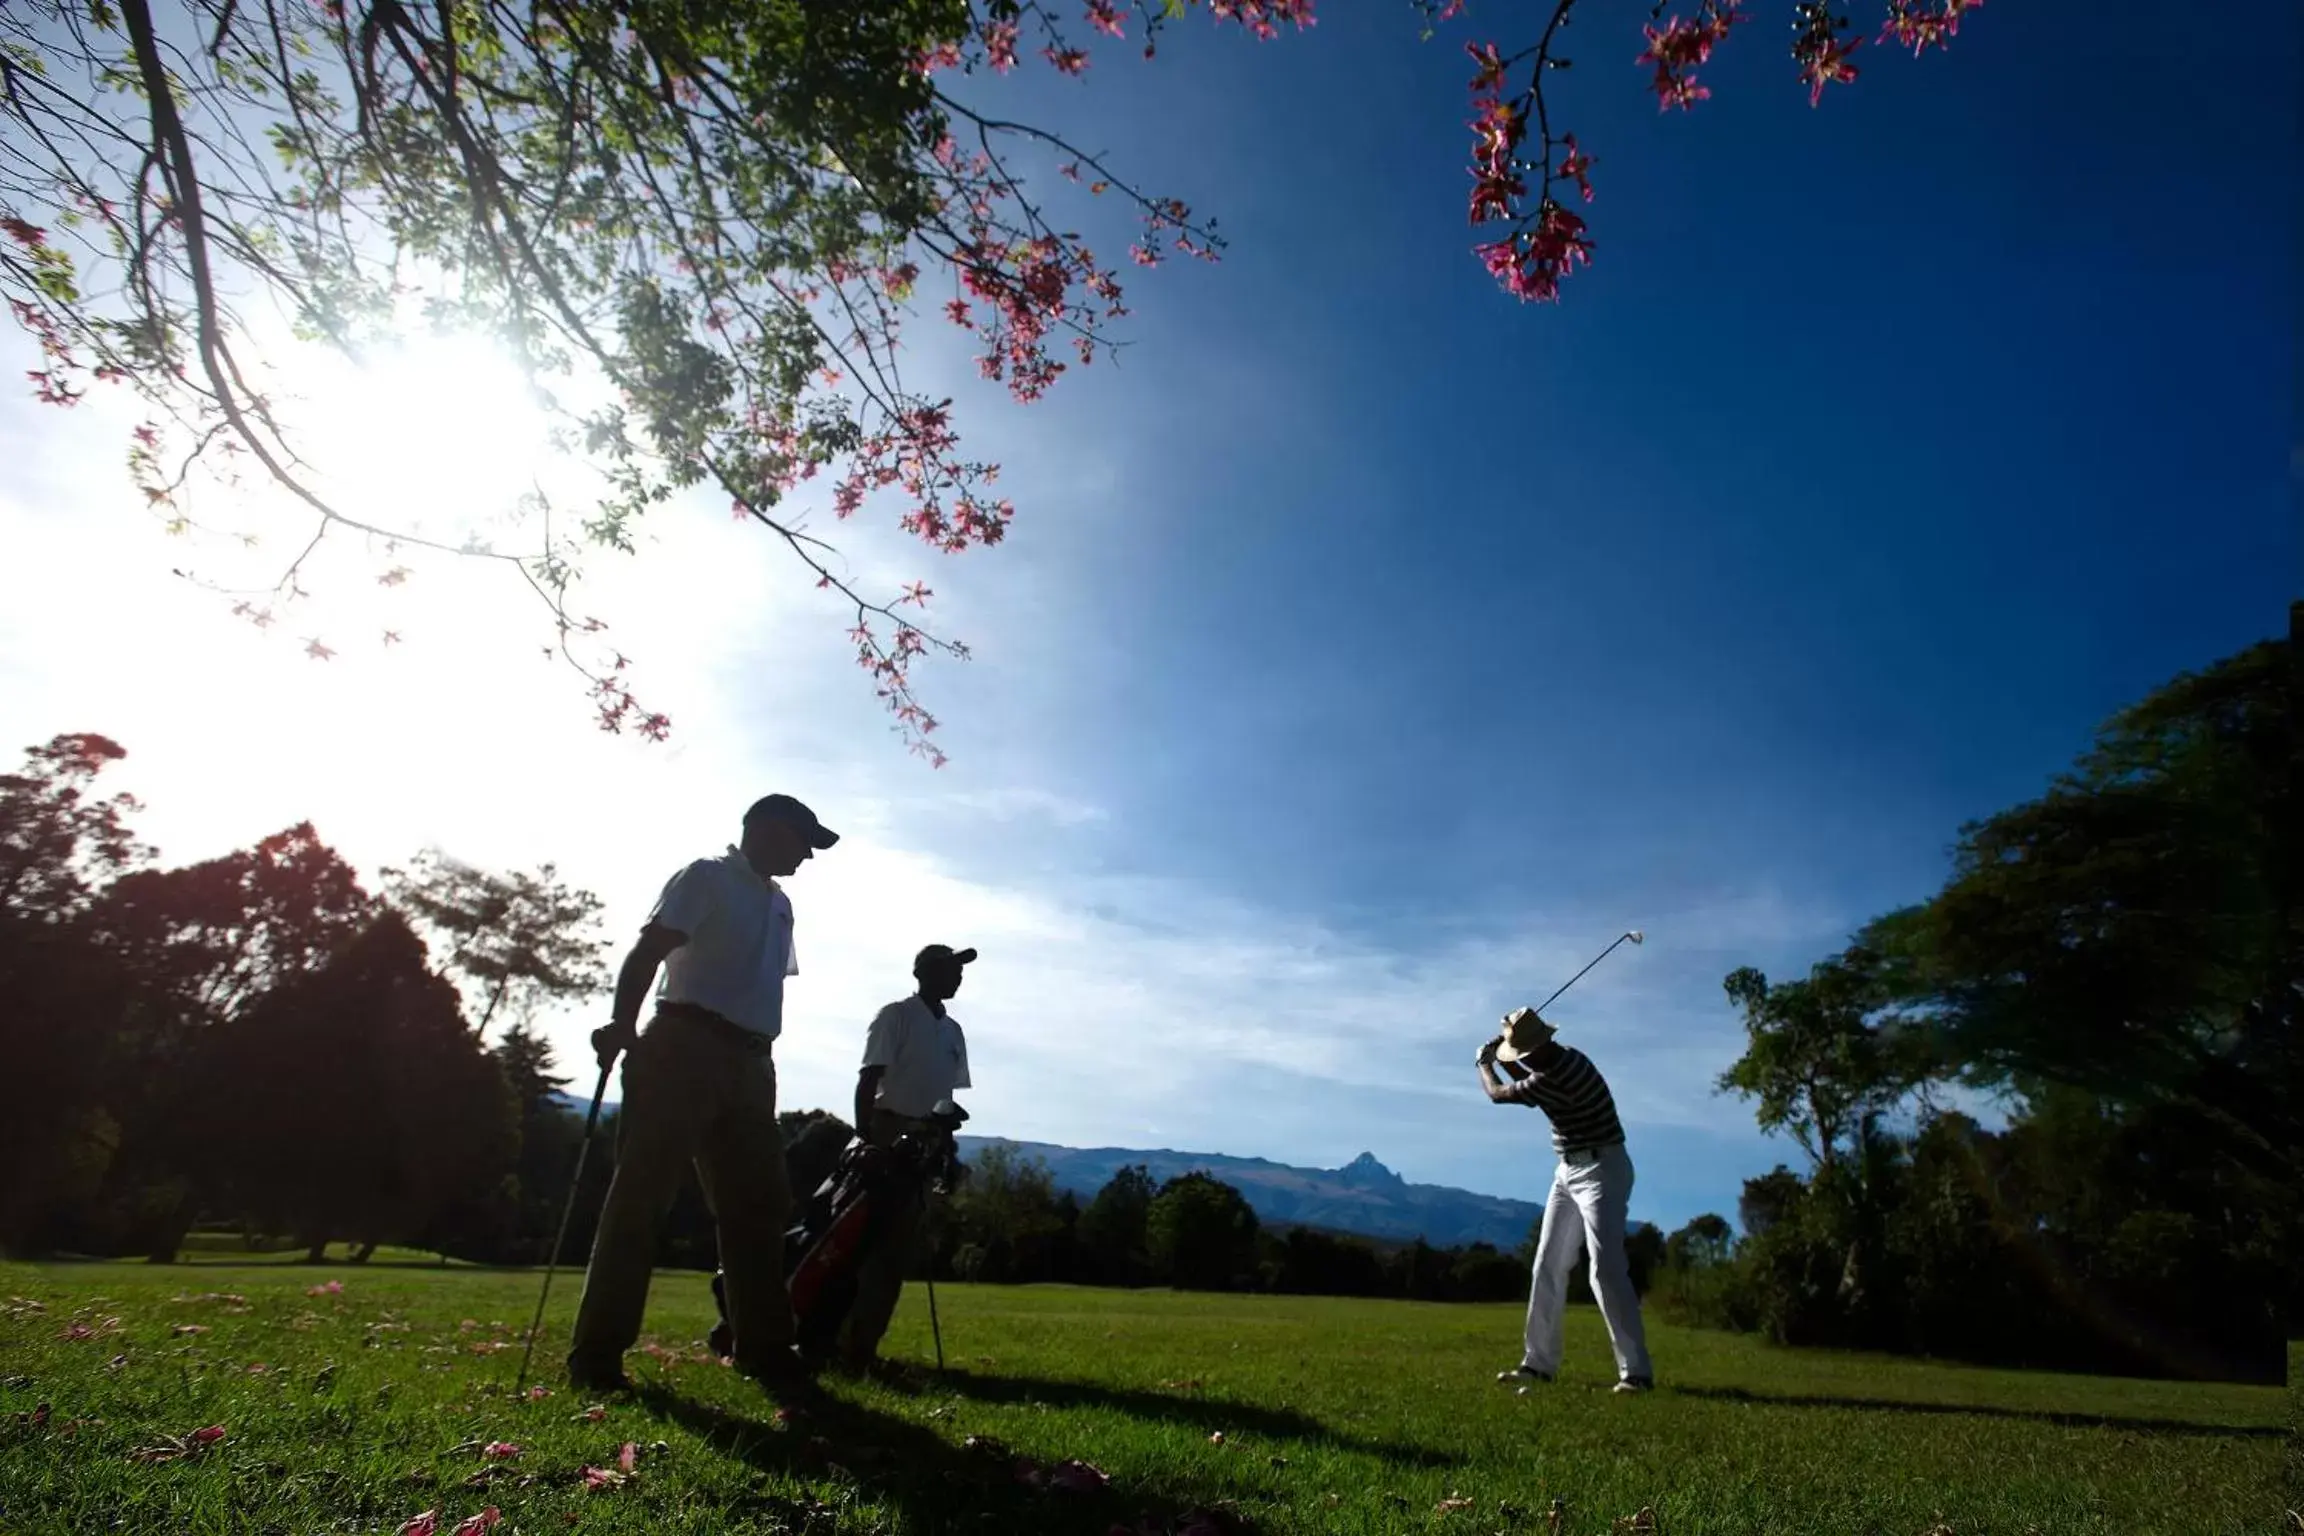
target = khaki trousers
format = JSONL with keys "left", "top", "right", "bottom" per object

{"left": 568, "top": 1009, "right": 793, "bottom": 1377}
{"left": 835, "top": 1110, "right": 931, "bottom": 1365}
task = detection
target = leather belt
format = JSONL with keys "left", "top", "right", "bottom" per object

{"left": 656, "top": 1000, "right": 773, "bottom": 1054}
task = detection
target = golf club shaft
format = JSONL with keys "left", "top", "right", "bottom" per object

{"left": 922, "top": 1186, "right": 945, "bottom": 1371}
{"left": 1533, "top": 932, "right": 1639, "bottom": 1016}
{"left": 514, "top": 1059, "right": 613, "bottom": 1393}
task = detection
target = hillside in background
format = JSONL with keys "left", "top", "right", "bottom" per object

{"left": 958, "top": 1137, "right": 1544, "bottom": 1251}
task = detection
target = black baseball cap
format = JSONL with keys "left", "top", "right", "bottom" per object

{"left": 914, "top": 943, "right": 978, "bottom": 971}
{"left": 743, "top": 793, "right": 839, "bottom": 849}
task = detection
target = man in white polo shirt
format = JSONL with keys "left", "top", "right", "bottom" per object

{"left": 833, "top": 942, "right": 975, "bottom": 1373}
{"left": 566, "top": 793, "right": 837, "bottom": 1396}
{"left": 1477, "top": 1006, "right": 1655, "bottom": 1394}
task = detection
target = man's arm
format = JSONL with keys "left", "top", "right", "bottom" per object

{"left": 1476, "top": 1039, "right": 1535, "bottom": 1104}
{"left": 854, "top": 1066, "right": 886, "bottom": 1135}
{"left": 591, "top": 922, "right": 688, "bottom": 1068}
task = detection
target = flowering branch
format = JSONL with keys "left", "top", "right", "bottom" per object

{"left": 1439, "top": 0, "right": 1986, "bottom": 302}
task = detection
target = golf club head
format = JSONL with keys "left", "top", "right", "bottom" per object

{"left": 1626, "top": 930, "right": 1644, "bottom": 945}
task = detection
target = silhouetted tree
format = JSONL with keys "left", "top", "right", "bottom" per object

{"left": 942, "top": 1144, "right": 1068, "bottom": 1283}
{"left": 1146, "top": 1173, "right": 1260, "bottom": 1292}
{"left": 1665, "top": 1213, "right": 1734, "bottom": 1271}
{"left": 190, "top": 911, "right": 514, "bottom": 1261}
{"left": 82, "top": 824, "right": 380, "bottom": 1260}
{"left": 383, "top": 851, "right": 609, "bottom": 1036}
{"left": 0, "top": 733, "right": 150, "bottom": 1252}
{"left": 1077, "top": 1164, "right": 1157, "bottom": 1286}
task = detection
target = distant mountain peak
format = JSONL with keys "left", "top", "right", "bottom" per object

{"left": 1337, "top": 1151, "right": 1404, "bottom": 1188}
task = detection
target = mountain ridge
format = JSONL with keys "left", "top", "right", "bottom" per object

{"left": 957, "top": 1136, "right": 1542, "bottom": 1250}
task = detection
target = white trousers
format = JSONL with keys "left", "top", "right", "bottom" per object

{"left": 1522, "top": 1142, "right": 1652, "bottom": 1381}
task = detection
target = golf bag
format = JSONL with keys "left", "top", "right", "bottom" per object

{"left": 708, "top": 1098, "right": 968, "bottom": 1362}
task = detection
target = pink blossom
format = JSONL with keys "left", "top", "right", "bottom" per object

{"left": 1879, "top": 0, "right": 1980, "bottom": 56}
{"left": 395, "top": 1513, "right": 440, "bottom": 1536}
{"left": 1476, "top": 200, "right": 1592, "bottom": 303}
{"left": 618, "top": 1441, "right": 638, "bottom": 1473}
{"left": 985, "top": 20, "right": 1019, "bottom": 72}
{"left": 450, "top": 1511, "right": 501, "bottom": 1536}
{"left": 1043, "top": 45, "right": 1089, "bottom": 76}
{"left": 1636, "top": 2, "right": 1744, "bottom": 111}
{"left": 306, "top": 1280, "right": 343, "bottom": 1297}
{"left": 1797, "top": 31, "right": 1862, "bottom": 105}
{"left": 187, "top": 1425, "right": 226, "bottom": 1446}
{"left": 525, "top": 1386, "right": 552, "bottom": 1401}
{"left": 482, "top": 1442, "right": 522, "bottom": 1460}
{"left": 1557, "top": 135, "right": 1597, "bottom": 202}
{"left": 1086, "top": 1, "right": 1126, "bottom": 38}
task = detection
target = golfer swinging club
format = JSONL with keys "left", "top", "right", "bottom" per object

{"left": 564, "top": 793, "right": 837, "bottom": 1397}
{"left": 834, "top": 942, "right": 976, "bottom": 1375}
{"left": 1478, "top": 1007, "right": 1655, "bottom": 1394}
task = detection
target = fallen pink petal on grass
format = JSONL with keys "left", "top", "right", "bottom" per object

{"left": 524, "top": 1386, "right": 552, "bottom": 1401}
{"left": 450, "top": 1510, "right": 502, "bottom": 1535}
{"left": 617, "top": 1441, "right": 637, "bottom": 1473}
{"left": 306, "top": 1280, "right": 344, "bottom": 1297}
{"left": 395, "top": 1511, "right": 440, "bottom": 1536}
{"left": 579, "top": 1465, "right": 630, "bottom": 1492}
{"left": 482, "top": 1442, "right": 522, "bottom": 1460}
{"left": 128, "top": 1425, "right": 227, "bottom": 1464}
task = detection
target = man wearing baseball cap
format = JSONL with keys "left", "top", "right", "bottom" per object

{"left": 836, "top": 942, "right": 977, "bottom": 1373}
{"left": 1477, "top": 1006, "right": 1654, "bottom": 1394}
{"left": 566, "top": 792, "right": 839, "bottom": 1396}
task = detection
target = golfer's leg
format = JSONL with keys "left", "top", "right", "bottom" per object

{"left": 568, "top": 1026, "right": 705, "bottom": 1375}
{"left": 697, "top": 1052, "right": 795, "bottom": 1373}
{"left": 839, "top": 1186, "right": 924, "bottom": 1366}
{"left": 1573, "top": 1147, "right": 1653, "bottom": 1382}
{"left": 1521, "top": 1165, "right": 1581, "bottom": 1374}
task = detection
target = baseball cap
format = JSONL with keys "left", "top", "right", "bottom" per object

{"left": 914, "top": 943, "right": 978, "bottom": 971}
{"left": 743, "top": 793, "right": 839, "bottom": 849}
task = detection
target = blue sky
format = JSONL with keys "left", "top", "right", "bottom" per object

{"left": 0, "top": 1, "right": 2292, "bottom": 1238}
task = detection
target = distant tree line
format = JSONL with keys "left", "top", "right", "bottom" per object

{"left": 904, "top": 1147, "right": 1669, "bottom": 1305}
{"left": 2, "top": 627, "right": 2291, "bottom": 1384}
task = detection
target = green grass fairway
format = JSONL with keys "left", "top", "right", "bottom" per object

{"left": 1, "top": 1262, "right": 2293, "bottom": 1535}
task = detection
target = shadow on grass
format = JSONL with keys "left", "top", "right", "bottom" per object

{"left": 921, "top": 1366, "right": 1455, "bottom": 1469}
{"left": 634, "top": 1382, "right": 1241, "bottom": 1535}
{"left": 1672, "top": 1383, "right": 2287, "bottom": 1439}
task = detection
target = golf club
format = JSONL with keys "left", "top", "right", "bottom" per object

{"left": 514, "top": 1058, "right": 614, "bottom": 1394}
{"left": 1530, "top": 929, "right": 1645, "bottom": 1018}
{"left": 926, "top": 1264, "right": 945, "bottom": 1373}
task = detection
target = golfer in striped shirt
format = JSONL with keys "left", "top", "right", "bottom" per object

{"left": 1477, "top": 1007, "right": 1655, "bottom": 1393}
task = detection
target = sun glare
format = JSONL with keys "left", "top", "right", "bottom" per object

{"left": 290, "top": 332, "right": 559, "bottom": 546}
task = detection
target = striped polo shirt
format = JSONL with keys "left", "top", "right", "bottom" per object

{"left": 1499, "top": 1045, "right": 1625, "bottom": 1155}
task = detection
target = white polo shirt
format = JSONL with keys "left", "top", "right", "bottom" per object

{"left": 860, "top": 996, "right": 971, "bottom": 1118}
{"left": 649, "top": 847, "right": 797, "bottom": 1039}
